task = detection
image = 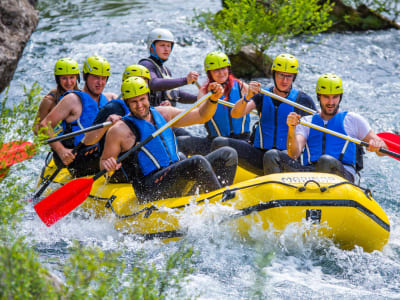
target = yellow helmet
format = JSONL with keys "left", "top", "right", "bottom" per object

{"left": 271, "top": 53, "right": 298, "bottom": 74}
{"left": 121, "top": 76, "right": 150, "bottom": 99}
{"left": 316, "top": 73, "right": 343, "bottom": 95}
{"left": 83, "top": 55, "right": 110, "bottom": 76}
{"left": 204, "top": 51, "right": 231, "bottom": 72}
{"left": 54, "top": 58, "right": 80, "bottom": 76}
{"left": 122, "top": 64, "right": 151, "bottom": 81}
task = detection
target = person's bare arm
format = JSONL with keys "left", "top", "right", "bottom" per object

{"left": 363, "top": 130, "right": 387, "bottom": 156}
{"left": 83, "top": 114, "right": 121, "bottom": 145}
{"left": 160, "top": 82, "right": 223, "bottom": 127}
{"left": 39, "top": 93, "right": 81, "bottom": 165}
{"left": 231, "top": 81, "right": 260, "bottom": 118}
{"left": 286, "top": 112, "right": 307, "bottom": 159}
{"left": 33, "top": 93, "right": 57, "bottom": 134}
{"left": 100, "top": 121, "right": 136, "bottom": 172}
{"left": 104, "top": 92, "right": 118, "bottom": 100}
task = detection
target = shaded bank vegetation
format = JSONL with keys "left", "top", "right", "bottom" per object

{"left": 195, "top": 0, "right": 400, "bottom": 78}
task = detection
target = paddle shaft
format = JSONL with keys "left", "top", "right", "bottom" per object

{"left": 217, "top": 99, "right": 258, "bottom": 116}
{"left": 300, "top": 120, "right": 400, "bottom": 159}
{"left": 260, "top": 88, "right": 398, "bottom": 158}
{"left": 92, "top": 91, "right": 213, "bottom": 181}
{"left": 45, "top": 121, "right": 112, "bottom": 144}
{"left": 32, "top": 167, "right": 62, "bottom": 203}
{"left": 194, "top": 81, "right": 258, "bottom": 116}
{"left": 260, "top": 88, "right": 317, "bottom": 115}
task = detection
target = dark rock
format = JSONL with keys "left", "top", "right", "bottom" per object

{"left": 0, "top": 0, "right": 39, "bottom": 93}
{"left": 228, "top": 45, "right": 273, "bottom": 79}
{"left": 325, "top": 0, "right": 400, "bottom": 31}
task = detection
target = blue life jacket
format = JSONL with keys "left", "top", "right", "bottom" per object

{"left": 303, "top": 112, "right": 356, "bottom": 167}
{"left": 123, "top": 107, "right": 180, "bottom": 176}
{"left": 253, "top": 88, "right": 299, "bottom": 150}
{"left": 206, "top": 80, "right": 249, "bottom": 137}
{"left": 61, "top": 91, "right": 108, "bottom": 146}
{"left": 111, "top": 98, "right": 130, "bottom": 115}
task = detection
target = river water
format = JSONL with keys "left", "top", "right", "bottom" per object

{"left": 3, "top": 0, "right": 400, "bottom": 298}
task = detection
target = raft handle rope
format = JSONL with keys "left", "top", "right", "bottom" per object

{"left": 298, "top": 180, "right": 327, "bottom": 192}
{"left": 325, "top": 181, "right": 373, "bottom": 200}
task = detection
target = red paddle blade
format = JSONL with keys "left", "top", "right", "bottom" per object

{"left": 0, "top": 141, "right": 36, "bottom": 169}
{"left": 377, "top": 133, "right": 400, "bottom": 160}
{"left": 378, "top": 133, "right": 400, "bottom": 149}
{"left": 34, "top": 177, "right": 94, "bottom": 227}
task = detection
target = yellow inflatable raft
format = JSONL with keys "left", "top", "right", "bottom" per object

{"left": 38, "top": 159, "right": 390, "bottom": 252}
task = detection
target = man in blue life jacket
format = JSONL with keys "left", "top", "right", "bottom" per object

{"left": 100, "top": 77, "right": 239, "bottom": 202}
{"left": 82, "top": 65, "right": 155, "bottom": 183}
{"left": 265, "top": 73, "right": 387, "bottom": 182}
{"left": 82, "top": 64, "right": 152, "bottom": 148}
{"left": 212, "top": 53, "right": 317, "bottom": 175}
{"left": 39, "top": 55, "right": 117, "bottom": 177}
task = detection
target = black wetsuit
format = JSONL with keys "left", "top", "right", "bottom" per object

{"left": 120, "top": 117, "right": 238, "bottom": 202}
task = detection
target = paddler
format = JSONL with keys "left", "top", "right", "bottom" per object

{"left": 213, "top": 53, "right": 317, "bottom": 175}
{"left": 33, "top": 58, "right": 81, "bottom": 134}
{"left": 177, "top": 51, "right": 251, "bottom": 155}
{"left": 82, "top": 64, "right": 152, "bottom": 147}
{"left": 139, "top": 28, "right": 198, "bottom": 137}
{"left": 139, "top": 28, "right": 198, "bottom": 107}
{"left": 267, "top": 73, "right": 387, "bottom": 182}
{"left": 39, "top": 55, "right": 117, "bottom": 177}
{"left": 100, "top": 77, "right": 238, "bottom": 202}
{"left": 81, "top": 64, "right": 152, "bottom": 183}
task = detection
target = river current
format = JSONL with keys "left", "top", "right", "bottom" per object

{"left": 3, "top": 0, "right": 400, "bottom": 298}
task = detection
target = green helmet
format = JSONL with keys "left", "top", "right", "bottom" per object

{"left": 121, "top": 76, "right": 150, "bottom": 99}
{"left": 54, "top": 58, "right": 80, "bottom": 76}
{"left": 122, "top": 64, "right": 151, "bottom": 81}
{"left": 83, "top": 55, "right": 110, "bottom": 76}
{"left": 316, "top": 73, "right": 343, "bottom": 95}
{"left": 204, "top": 51, "right": 231, "bottom": 72}
{"left": 271, "top": 53, "right": 298, "bottom": 74}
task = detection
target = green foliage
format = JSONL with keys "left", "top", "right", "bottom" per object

{"left": 194, "top": 0, "right": 333, "bottom": 54}
{"left": 0, "top": 82, "right": 44, "bottom": 145}
{"left": 0, "top": 84, "right": 199, "bottom": 300}
{"left": 62, "top": 243, "right": 197, "bottom": 299}
{"left": 342, "top": 0, "right": 400, "bottom": 22}
{"left": 63, "top": 242, "right": 125, "bottom": 299}
{"left": 0, "top": 83, "right": 43, "bottom": 227}
{"left": 123, "top": 246, "right": 197, "bottom": 299}
{"left": 248, "top": 246, "right": 274, "bottom": 299}
{"left": 0, "top": 236, "right": 57, "bottom": 300}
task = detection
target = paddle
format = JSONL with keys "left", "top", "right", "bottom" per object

{"left": 377, "top": 132, "right": 400, "bottom": 159}
{"left": 300, "top": 120, "right": 400, "bottom": 159}
{"left": 0, "top": 121, "right": 112, "bottom": 171}
{"left": 194, "top": 80, "right": 259, "bottom": 116}
{"left": 259, "top": 88, "right": 400, "bottom": 159}
{"left": 260, "top": 88, "right": 316, "bottom": 115}
{"left": 34, "top": 91, "right": 214, "bottom": 226}
{"left": 217, "top": 99, "right": 258, "bottom": 116}
{"left": 30, "top": 167, "right": 63, "bottom": 203}
{"left": 0, "top": 141, "right": 35, "bottom": 170}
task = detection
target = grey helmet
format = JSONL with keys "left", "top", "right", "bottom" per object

{"left": 146, "top": 28, "right": 174, "bottom": 50}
